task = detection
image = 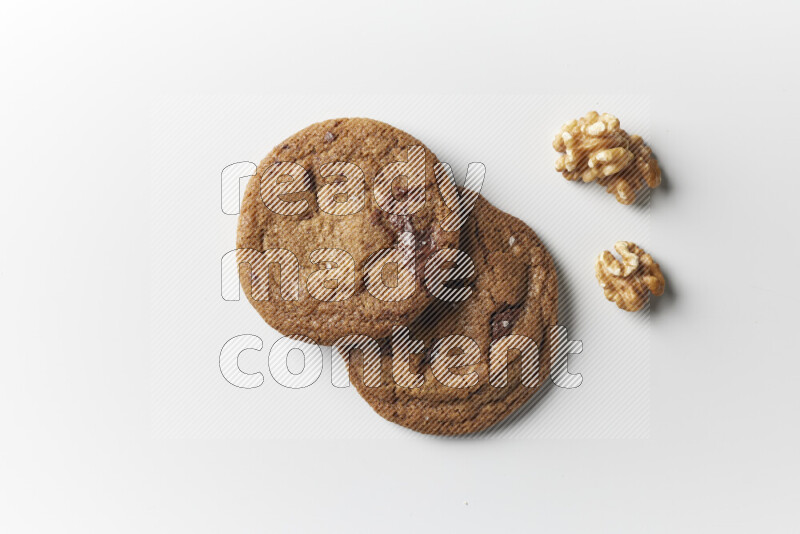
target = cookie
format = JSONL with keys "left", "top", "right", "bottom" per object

{"left": 342, "top": 195, "right": 558, "bottom": 435}
{"left": 236, "top": 118, "right": 459, "bottom": 345}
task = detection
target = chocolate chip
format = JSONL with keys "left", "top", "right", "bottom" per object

{"left": 443, "top": 278, "right": 472, "bottom": 291}
{"left": 306, "top": 169, "right": 317, "bottom": 196}
{"left": 490, "top": 303, "right": 523, "bottom": 341}
{"left": 324, "top": 131, "right": 336, "bottom": 143}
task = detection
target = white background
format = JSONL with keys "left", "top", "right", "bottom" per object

{"left": 2, "top": 1, "right": 799, "bottom": 532}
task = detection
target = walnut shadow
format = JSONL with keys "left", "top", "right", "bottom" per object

{"left": 626, "top": 151, "right": 671, "bottom": 214}
{"left": 648, "top": 260, "right": 676, "bottom": 318}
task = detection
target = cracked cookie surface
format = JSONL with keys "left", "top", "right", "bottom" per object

{"left": 236, "top": 118, "right": 458, "bottom": 345}
{"left": 343, "top": 196, "right": 558, "bottom": 435}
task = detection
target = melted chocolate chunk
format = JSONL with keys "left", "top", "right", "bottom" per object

{"left": 490, "top": 303, "right": 523, "bottom": 341}
{"left": 306, "top": 169, "right": 318, "bottom": 196}
{"left": 443, "top": 278, "right": 468, "bottom": 290}
{"left": 291, "top": 169, "right": 315, "bottom": 220}
{"left": 368, "top": 212, "right": 446, "bottom": 285}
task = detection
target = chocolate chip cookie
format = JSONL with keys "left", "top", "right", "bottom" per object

{"left": 342, "top": 195, "right": 558, "bottom": 435}
{"left": 236, "top": 118, "right": 458, "bottom": 345}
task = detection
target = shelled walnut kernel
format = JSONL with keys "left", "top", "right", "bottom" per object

{"left": 554, "top": 111, "right": 662, "bottom": 204}
{"left": 595, "top": 241, "right": 665, "bottom": 312}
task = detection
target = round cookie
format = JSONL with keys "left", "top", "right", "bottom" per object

{"left": 237, "top": 118, "right": 458, "bottom": 345}
{"left": 342, "top": 196, "right": 558, "bottom": 435}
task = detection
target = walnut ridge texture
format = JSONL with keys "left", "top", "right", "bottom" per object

{"left": 553, "top": 111, "right": 662, "bottom": 204}
{"left": 595, "top": 241, "right": 665, "bottom": 312}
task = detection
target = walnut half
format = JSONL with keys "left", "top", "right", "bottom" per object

{"left": 554, "top": 111, "right": 661, "bottom": 205}
{"left": 595, "top": 241, "right": 665, "bottom": 312}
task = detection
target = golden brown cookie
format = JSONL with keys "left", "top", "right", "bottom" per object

{"left": 236, "top": 118, "right": 458, "bottom": 345}
{"left": 342, "top": 196, "right": 558, "bottom": 435}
